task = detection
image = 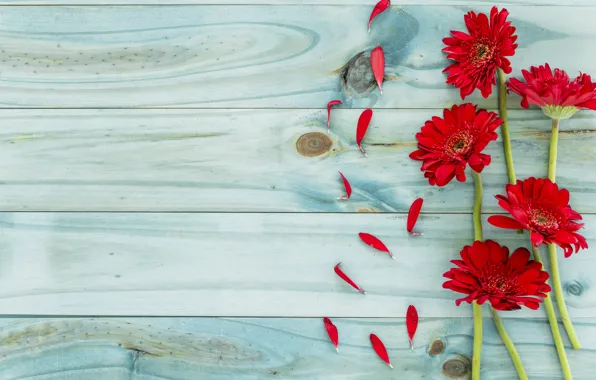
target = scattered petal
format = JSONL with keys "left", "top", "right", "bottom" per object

{"left": 357, "top": 109, "right": 373, "bottom": 157}
{"left": 406, "top": 305, "right": 419, "bottom": 350}
{"left": 337, "top": 171, "right": 352, "bottom": 200}
{"left": 334, "top": 262, "right": 366, "bottom": 294}
{"left": 327, "top": 100, "right": 342, "bottom": 133}
{"left": 370, "top": 334, "right": 393, "bottom": 368}
{"left": 323, "top": 317, "right": 339, "bottom": 353}
{"left": 368, "top": 0, "right": 391, "bottom": 33}
{"left": 371, "top": 47, "right": 385, "bottom": 95}
{"left": 407, "top": 198, "right": 424, "bottom": 236}
{"left": 359, "top": 232, "right": 393, "bottom": 259}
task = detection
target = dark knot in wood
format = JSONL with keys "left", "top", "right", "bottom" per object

{"left": 428, "top": 339, "right": 445, "bottom": 356}
{"left": 565, "top": 281, "right": 584, "bottom": 296}
{"left": 340, "top": 51, "right": 378, "bottom": 96}
{"left": 296, "top": 132, "right": 332, "bottom": 157}
{"left": 442, "top": 355, "right": 471, "bottom": 379}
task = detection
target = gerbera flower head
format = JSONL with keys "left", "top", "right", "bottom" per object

{"left": 488, "top": 177, "right": 588, "bottom": 257}
{"left": 409, "top": 103, "right": 502, "bottom": 187}
{"left": 507, "top": 63, "right": 596, "bottom": 120}
{"left": 442, "top": 6, "right": 518, "bottom": 99}
{"left": 443, "top": 240, "right": 551, "bottom": 311}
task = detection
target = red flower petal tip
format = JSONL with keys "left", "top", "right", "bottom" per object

{"left": 359, "top": 232, "right": 394, "bottom": 259}
{"left": 409, "top": 103, "right": 502, "bottom": 186}
{"left": 334, "top": 262, "right": 366, "bottom": 294}
{"left": 337, "top": 171, "right": 352, "bottom": 200}
{"left": 370, "top": 334, "right": 392, "bottom": 368}
{"left": 356, "top": 109, "right": 373, "bottom": 157}
{"left": 326, "top": 100, "right": 342, "bottom": 132}
{"left": 368, "top": 0, "right": 390, "bottom": 33}
{"left": 323, "top": 317, "right": 339, "bottom": 353}
{"left": 442, "top": 6, "right": 518, "bottom": 99}
{"left": 489, "top": 177, "right": 587, "bottom": 257}
{"left": 443, "top": 240, "right": 552, "bottom": 310}
{"left": 407, "top": 198, "right": 424, "bottom": 236}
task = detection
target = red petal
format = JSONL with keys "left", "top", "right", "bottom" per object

{"left": 356, "top": 109, "right": 373, "bottom": 156}
{"left": 368, "top": 0, "right": 391, "bottom": 32}
{"left": 370, "top": 46, "right": 385, "bottom": 95}
{"left": 370, "top": 334, "right": 393, "bottom": 368}
{"left": 334, "top": 262, "right": 366, "bottom": 294}
{"left": 337, "top": 171, "right": 352, "bottom": 200}
{"left": 407, "top": 198, "right": 424, "bottom": 235}
{"left": 326, "top": 100, "right": 342, "bottom": 132}
{"left": 359, "top": 232, "right": 393, "bottom": 259}
{"left": 531, "top": 232, "right": 545, "bottom": 247}
{"left": 488, "top": 215, "right": 524, "bottom": 230}
{"left": 323, "top": 317, "right": 339, "bottom": 353}
{"left": 507, "top": 248, "right": 530, "bottom": 270}
{"left": 406, "top": 305, "right": 418, "bottom": 350}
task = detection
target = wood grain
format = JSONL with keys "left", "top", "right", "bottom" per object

{"left": 0, "top": 212, "right": 592, "bottom": 317}
{"left": 2, "top": 108, "right": 594, "bottom": 213}
{"left": 0, "top": 316, "right": 595, "bottom": 379}
{"left": 0, "top": 5, "right": 592, "bottom": 108}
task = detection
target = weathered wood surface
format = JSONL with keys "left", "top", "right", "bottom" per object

{"left": 0, "top": 212, "right": 592, "bottom": 317}
{"left": 0, "top": 6, "right": 592, "bottom": 108}
{"left": 0, "top": 1, "right": 590, "bottom": 5}
{"left": 1, "top": 316, "right": 595, "bottom": 379}
{"left": 2, "top": 109, "right": 594, "bottom": 213}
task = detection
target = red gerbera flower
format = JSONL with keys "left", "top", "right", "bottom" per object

{"left": 488, "top": 177, "right": 588, "bottom": 257}
{"left": 443, "top": 240, "right": 551, "bottom": 311}
{"left": 442, "top": 6, "right": 518, "bottom": 99}
{"left": 507, "top": 63, "right": 596, "bottom": 120}
{"left": 409, "top": 103, "right": 502, "bottom": 187}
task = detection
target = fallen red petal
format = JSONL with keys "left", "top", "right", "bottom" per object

{"left": 338, "top": 171, "right": 352, "bottom": 200}
{"left": 359, "top": 232, "right": 393, "bottom": 259}
{"left": 327, "top": 100, "right": 342, "bottom": 133}
{"left": 370, "top": 334, "right": 393, "bottom": 368}
{"left": 406, "top": 305, "right": 419, "bottom": 350}
{"left": 407, "top": 198, "right": 424, "bottom": 235}
{"left": 370, "top": 47, "right": 385, "bottom": 95}
{"left": 357, "top": 109, "right": 373, "bottom": 157}
{"left": 368, "top": 0, "right": 391, "bottom": 32}
{"left": 334, "top": 262, "right": 366, "bottom": 294}
{"left": 323, "top": 317, "right": 339, "bottom": 353}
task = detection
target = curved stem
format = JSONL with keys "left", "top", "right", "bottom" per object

{"left": 532, "top": 246, "right": 574, "bottom": 380}
{"left": 547, "top": 118, "right": 581, "bottom": 349}
{"left": 549, "top": 244, "right": 581, "bottom": 349}
{"left": 472, "top": 301, "right": 483, "bottom": 380}
{"left": 549, "top": 119, "right": 559, "bottom": 182}
{"left": 472, "top": 171, "right": 483, "bottom": 242}
{"left": 489, "top": 307, "right": 528, "bottom": 380}
{"left": 497, "top": 68, "right": 516, "bottom": 185}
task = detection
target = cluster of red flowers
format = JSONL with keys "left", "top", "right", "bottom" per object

{"left": 408, "top": 6, "right": 589, "bottom": 311}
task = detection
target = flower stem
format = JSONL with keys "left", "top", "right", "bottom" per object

{"left": 547, "top": 118, "right": 581, "bottom": 349}
{"left": 548, "top": 119, "right": 559, "bottom": 181}
{"left": 472, "top": 171, "right": 483, "bottom": 242}
{"left": 549, "top": 242, "right": 581, "bottom": 349}
{"left": 532, "top": 246, "right": 574, "bottom": 380}
{"left": 472, "top": 300, "right": 483, "bottom": 380}
{"left": 489, "top": 307, "right": 528, "bottom": 380}
{"left": 497, "top": 68, "right": 516, "bottom": 185}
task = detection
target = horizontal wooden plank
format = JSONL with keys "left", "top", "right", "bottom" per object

{"left": 1, "top": 316, "right": 595, "bottom": 379}
{"left": 0, "top": 1, "right": 591, "bottom": 5}
{"left": 0, "top": 212, "right": 592, "bottom": 317}
{"left": 2, "top": 108, "right": 594, "bottom": 213}
{"left": 0, "top": 5, "right": 593, "bottom": 107}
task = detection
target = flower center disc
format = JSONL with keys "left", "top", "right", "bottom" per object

{"left": 530, "top": 208, "right": 558, "bottom": 230}
{"left": 445, "top": 132, "right": 473, "bottom": 157}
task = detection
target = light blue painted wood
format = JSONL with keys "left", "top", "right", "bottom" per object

{"left": 0, "top": 212, "right": 591, "bottom": 317}
{"left": 0, "top": 316, "right": 594, "bottom": 379}
{"left": 0, "top": 6, "right": 592, "bottom": 107}
{"left": 0, "top": 1, "right": 590, "bottom": 6}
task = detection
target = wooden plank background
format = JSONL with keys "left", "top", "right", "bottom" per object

{"left": 2, "top": 1, "right": 596, "bottom": 379}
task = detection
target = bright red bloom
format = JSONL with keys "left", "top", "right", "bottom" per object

{"left": 442, "top": 6, "right": 518, "bottom": 99}
{"left": 507, "top": 63, "right": 596, "bottom": 120}
{"left": 409, "top": 103, "right": 502, "bottom": 187}
{"left": 443, "top": 240, "right": 551, "bottom": 311}
{"left": 488, "top": 177, "right": 588, "bottom": 257}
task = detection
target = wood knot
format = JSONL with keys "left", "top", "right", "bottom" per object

{"left": 442, "top": 355, "right": 471, "bottom": 379}
{"left": 340, "top": 51, "right": 377, "bottom": 96}
{"left": 565, "top": 281, "right": 584, "bottom": 296}
{"left": 296, "top": 132, "right": 332, "bottom": 157}
{"left": 428, "top": 339, "right": 445, "bottom": 356}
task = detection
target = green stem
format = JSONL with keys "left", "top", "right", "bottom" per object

{"left": 532, "top": 246, "right": 573, "bottom": 380}
{"left": 548, "top": 119, "right": 559, "bottom": 182}
{"left": 472, "top": 171, "right": 483, "bottom": 242}
{"left": 497, "top": 68, "right": 516, "bottom": 185}
{"left": 547, "top": 118, "right": 581, "bottom": 349}
{"left": 549, "top": 244, "right": 581, "bottom": 349}
{"left": 472, "top": 301, "right": 483, "bottom": 380}
{"left": 489, "top": 307, "right": 528, "bottom": 380}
